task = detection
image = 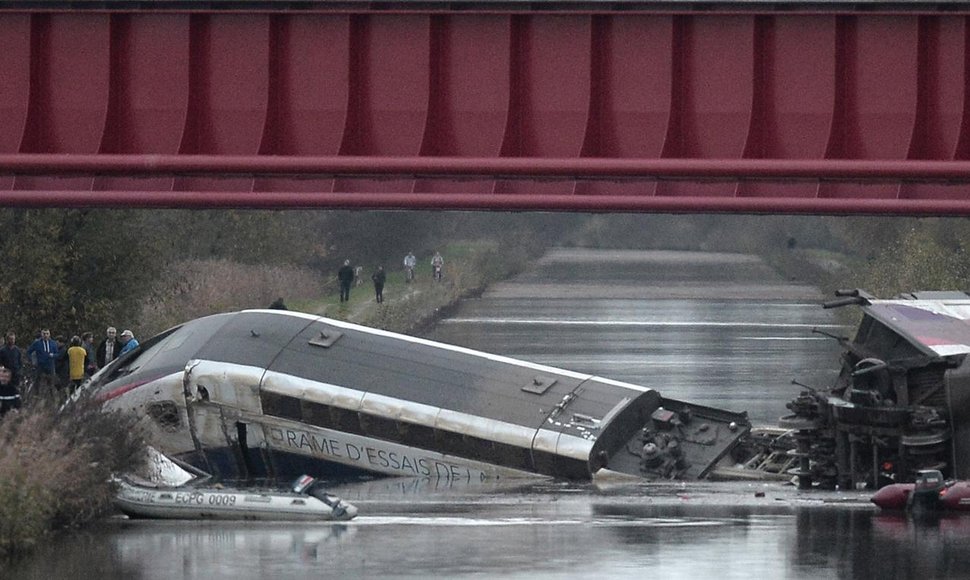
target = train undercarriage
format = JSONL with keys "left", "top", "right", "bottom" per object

{"left": 779, "top": 290, "right": 970, "bottom": 490}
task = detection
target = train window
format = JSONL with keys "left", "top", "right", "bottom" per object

{"left": 261, "top": 392, "right": 301, "bottom": 421}
{"left": 302, "top": 401, "right": 334, "bottom": 429}
{"left": 462, "top": 435, "right": 495, "bottom": 461}
{"left": 404, "top": 423, "right": 436, "bottom": 449}
{"left": 532, "top": 450, "right": 588, "bottom": 479}
{"left": 328, "top": 406, "right": 364, "bottom": 435}
{"left": 491, "top": 442, "right": 533, "bottom": 471}
{"left": 434, "top": 429, "right": 465, "bottom": 455}
{"left": 429, "top": 428, "right": 533, "bottom": 471}
{"left": 359, "top": 413, "right": 402, "bottom": 442}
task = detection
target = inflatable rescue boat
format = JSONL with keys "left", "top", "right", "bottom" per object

{"left": 871, "top": 470, "right": 970, "bottom": 512}
{"left": 114, "top": 474, "right": 358, "bottom": 521}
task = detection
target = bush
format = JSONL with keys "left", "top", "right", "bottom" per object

{"left": 0, "top": 394, "right": 144, "bottom": 555}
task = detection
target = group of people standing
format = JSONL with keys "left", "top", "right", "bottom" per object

{"left": 0, "top": 326, "right": 140, "bottom": 417}
{"left": 337, "top": 251, "right": 445, "bottom": 305}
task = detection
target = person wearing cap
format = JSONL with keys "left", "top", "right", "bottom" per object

{"left": 119, "top": 330, "right": 139, "bottom": 356}
{"left": 0, "top": 366, "right": 20, "bottom": 416}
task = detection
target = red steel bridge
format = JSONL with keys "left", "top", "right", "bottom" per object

{"left": 3, "top": 1, "right": 970, "bottom": 214}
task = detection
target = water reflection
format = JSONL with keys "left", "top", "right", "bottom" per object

{"left": 7, "top": 521, "right": 357, "bottom": 580}
{"left": 9, "top": 479, "right": 970, "bottom": 578}
{"left": 785, "top": 510, "right": 970, "bottom": 579}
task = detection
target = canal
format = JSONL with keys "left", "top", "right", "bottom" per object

{"left": 9, "top": 249, "right": 961, "bottom": 580}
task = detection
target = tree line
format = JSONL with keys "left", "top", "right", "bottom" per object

{"left": 0, "top": 209, "right": 962, "bottom": 342}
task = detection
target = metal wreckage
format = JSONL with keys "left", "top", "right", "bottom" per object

{"left": 84, "top": 290, "right": 970, "bottom": 487}
{"left": 777, "top": 290, "right": 970, "bottom": 490}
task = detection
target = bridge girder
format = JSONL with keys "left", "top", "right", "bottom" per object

{"left": 2, "top": 6, "right": 970, "bottom": 213}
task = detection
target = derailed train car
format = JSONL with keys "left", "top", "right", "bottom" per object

{"left": 782, "top": 290, "right": 970, "bottom": 490}
{"left": 87, "top": 310, "right": 749, "bottom": 482}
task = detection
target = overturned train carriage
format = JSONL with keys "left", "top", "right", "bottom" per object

{"left": 783, "top": 290, "right": 970, "bottom": 489}
{"left": 88, "top": 310, "right": 749, "bottom": 482}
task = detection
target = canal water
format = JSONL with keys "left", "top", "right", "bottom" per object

{"left": 8, "top": 249, "right": 965, "bottom": 579}
{"left": 425, "top": 248, "right": 844, "bottom": 427}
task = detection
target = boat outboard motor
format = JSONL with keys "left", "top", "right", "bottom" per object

{"left": 292, "top": 474, "right": 352, "bottom": 520}
{"left": 909, "top": 470, "right": 946, "bottom": 512}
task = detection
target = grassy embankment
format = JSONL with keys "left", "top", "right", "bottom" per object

{"left": 292, "top": 241, "right": 534, "bottom": 334}
{"left": 0, "top": 395, "right": 145, "bottom": 557}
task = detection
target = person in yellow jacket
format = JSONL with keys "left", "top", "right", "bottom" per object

{"left": 67, "top": 336, "right": 87, "bottom": 390}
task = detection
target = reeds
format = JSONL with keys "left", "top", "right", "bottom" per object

{"left": 0, "top": 393, "right": 145, "bottom": 555}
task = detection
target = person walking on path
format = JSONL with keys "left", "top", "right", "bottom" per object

{"left": 431, "top": 251, "right": 444, "bottom": 282}
{"left": 403, "top": 251, "right": 416, "bottom": 283}
{"left": 338, "top": 260, "right": 355, "bottom": 303}
{"left": 372, "top": 266, "right": 386, "bottom": 304}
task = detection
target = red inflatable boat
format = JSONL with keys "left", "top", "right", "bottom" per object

{"left": 871, "top": 470, "right": 970, "bottom": 511}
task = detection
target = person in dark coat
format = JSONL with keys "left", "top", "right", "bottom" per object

{"left": 371, "top": 266, "right": 386, "bottom": 304}
{"left": 96, "top": 326, "right": 122, "bottom": 369}
{"left": 0, "top": 332, "right": 23, "bottom": 387}
{"left": 81, "top": 331, "right": 97, "bottom": 376}
{"left": 27, "top": 329, "right": 58, "bottom": 395}
{"left": 338, "top": 260, "right": 355, "bottom": 303}
{"left": 0, "top": 366, "right": 20, "bottom": 417}
{"left": 54, "top": 335, "right": 69, "bottom": 388}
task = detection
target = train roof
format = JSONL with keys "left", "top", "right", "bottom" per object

{"left": 92, "top": 309, "right": 655, "bottom": 433}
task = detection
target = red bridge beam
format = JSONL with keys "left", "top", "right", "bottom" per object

{"left": 4, "top": 8, "right": 970, "bottom": 214}
{"left": 3, "top": 190, "right": 970, "bottom": 215}
{"left": 5, "top": 154, "right": 970, "bottom": 182}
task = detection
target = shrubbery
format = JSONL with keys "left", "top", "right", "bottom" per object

{"left": 0, "top": 394, "right": 144, "bottom": 556}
